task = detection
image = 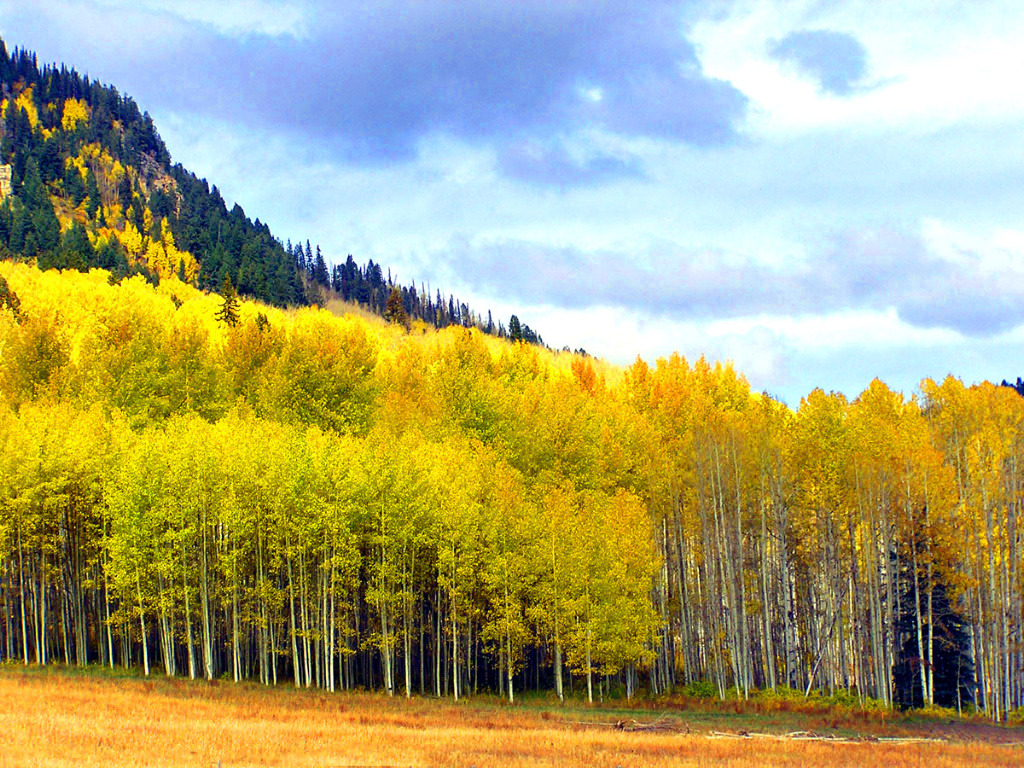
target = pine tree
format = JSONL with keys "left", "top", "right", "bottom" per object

{"left": 894, "top": 551, "right": 975, "bottom": 711}
{"left": 85, "top": 166, "right": 101, "bottom": 219}
{"left": 383, "top": 286, "right": 410, "bottom": 330}
{"left": 313, "top": 245, "right": 329, "bottom": 287}
{"left": 0, "top": 273, "right": 20, "bottom": 317}
{"left": 215, "top": 273, "right": 240, "bottom": 327}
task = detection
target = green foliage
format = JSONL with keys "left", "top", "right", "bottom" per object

{"left": 682, "top": 680, "right": 718, "bottom": 699}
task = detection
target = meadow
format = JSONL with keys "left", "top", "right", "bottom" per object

{"left": 1, "top": 666, "right": 1021, "bottom": 767}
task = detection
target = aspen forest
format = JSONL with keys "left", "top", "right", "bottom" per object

{"left": 0, "top": 260, "right": 1022, "bottom": 721}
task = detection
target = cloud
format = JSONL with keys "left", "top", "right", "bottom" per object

{"left": 439, "top": 226, "right": 1024, "bottom": 337}
{"left": 496, "top": 139, "right": 644, "bottom": 189}
{"left": 767, "top": 29, "right": 868, "bottom": 96}
{"left": 93, "top": 0, "right": 309, "bottom": 38}
{"left": 0, "top": 0, "right": 747, "bottom": 164}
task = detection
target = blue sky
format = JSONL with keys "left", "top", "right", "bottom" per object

{"left": 4, "top": 1, "right": 1024, "bottom": 405}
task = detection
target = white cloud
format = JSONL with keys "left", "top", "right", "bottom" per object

{"left": 690, "top": 0, "right": 1024, "bottom": 137}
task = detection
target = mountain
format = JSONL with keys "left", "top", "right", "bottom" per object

{"left": 0, "top": 38, "right": 542, "bottom": 343}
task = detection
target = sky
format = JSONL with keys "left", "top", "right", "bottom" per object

{"left": 3, "top": 1, "right": 1024, "bottom": 405}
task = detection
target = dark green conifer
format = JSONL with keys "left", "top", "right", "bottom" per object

{"left": 215, "top": 273, "right": 240, "bottom": 327}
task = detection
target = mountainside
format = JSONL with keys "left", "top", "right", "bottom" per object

{"left": 0, "top": 41, "right": 307, "bottom": 305}
{"left": 0, "top": 38, "right": 542, "bottom": 343}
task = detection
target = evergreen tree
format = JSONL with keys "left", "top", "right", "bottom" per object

{"left": 1000, "top": 377, "right": 1024, "bottom": 398}
{"left": 313, "top": 245, "right": 329, "bottom": 287}
{"left": 215, "top": 273, "right": 240, "bottom": 327}
{"left": 0, "top": 273, "right": 20, "bottom": 317}
{"left": 383, "top": 285, "right": 410, "bottom": 329}
{"left": 63, "top": 164, "right": 86, "bottom": 205}
{"left": 59, "top": 220, "right": 95, "bottom": 270}
{"left": 508, "top": 314, "right": 523, "bottom": 342}
{"left": 85, "top": 166, "right": 101, "bottom": 219}
{"left": 893, "top": 556, "right": 975, "bottom": 711}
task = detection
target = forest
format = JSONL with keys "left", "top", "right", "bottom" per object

{"left": 0, "top": 39, "right": 541, "bottom": 344}
{"left": 0, "top": 260, "right": 1022, "bottom": 721}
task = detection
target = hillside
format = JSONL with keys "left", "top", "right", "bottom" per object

{"left": 1, "top": 261, "right": 1022, "bottom": 721}
{"left": 0, "top": 39, "right": 542, "bottom": 343}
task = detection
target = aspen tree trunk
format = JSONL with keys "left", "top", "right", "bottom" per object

{"left": 121, "top": 612, "right": 130, "bottom": 670}
{"left": 18, "top": 529, "right": 28, "bottom": 665}
{"left": 924, "top": 478, "right": 935, "bottom": 706}
{"left": 379, "top": 566, "right": 392, "bottom": 694}
{"left": 711, "top": 447, "right": 739, "bottom": 693}
{"left": 39, "top": 552, "right": 47, "bottom": 665}
{"left": 550, "top": 527, "right": 564, "bottom": 701}
{"left": 498, "top": 641, "right": 505, "bottom": 698}
{"left": 673, "top": 496, "right": 696, "bottom": 683}
{"left": 733, "top": 446, "right": 751, "bottom": 698}
{"left": 4, "top": 565, "right": 13, "bottom": 661}
{"left": 881, "top": 498, "right": 895, "bottom": 705}
{"left": 329, "top": 552, "right": 336, "bottom": 693}
{"left": 912, "top": 538, "right": 927, "bottom": 706}
{"left": 449, "top": 542, "right": 459, "bottom": 701}
{"left": 554, "top": 635, "right": 564, "bottom": 702}
{"left": 999, "top": 492, "right": 1012, "bottom": 717}
{"left": 403, "top": 553, "right": 413, "bottom": 698}
{"left": 104, "top": 555, "right": 114, "bottom": 668}
{"left": 846, "top": 498, "right": 866, "bottom": 702}
{"left": 158, "top": 572, "right": 174, "bottom": 676}
{"left": 586, "top": 623, "right": 593, "bottom": 704}
{"left": 759, "top": 491, "right": 776, "bottom": 689}
{"left": 379, "top": 497, "right": 393, "bottom": 696}
{"left": 256, "top": 535, "right": 267, "bottom": 686}
{"left": 435, "top": 584, "right": 442, "bottom": 697}
{"left": 201, "top": 510, "right": 213, "bottom": 680}
{"left": 182, "top": 543, "right": 196, "bottom": 680}
{"left": 59, "top": 584, "right": 70, "bottom": 665}
{"left": 93, "top": 569, "right": 104, "bottom": 668}
{"left": 419, "top": 599, "right": 426, "bottom": 695}
{"left": 271, "top": 604, "right": 279, "bottom": 686}
{"left": 984, "top": 483, "right": 1001, "bottom": 719}
{"left": 300, "top": 554, "right": 312, "bottom": 687}
{"left": 320, "top": 562, "right": 328, "bottom": 690}
{"left": 504, "top": 573, "right": 514, "bottom": 703}
{"left": 288, "top": 552, "right": 300, "bottom": 687}
{"left": 232, "top": 564, "right": 241, "bottom": 684}
{"left": 136, "top": 569, "right": 149, "bottom": 676}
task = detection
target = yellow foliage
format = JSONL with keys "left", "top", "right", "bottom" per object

{"left": 14, "top": 87, "right": 39, "bottom": 128}
{"left": 116, "top": 221, "right": 145, "bottom": 260}
{"left": 61, "top": 98, "right": 90, "bottom": 131}
{"left": 137, "top": 218, "right": 198, "bottom": 284}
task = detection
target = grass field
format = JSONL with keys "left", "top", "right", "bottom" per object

{"left": 1, "top": 666, "right": 1021, "bottom": 767}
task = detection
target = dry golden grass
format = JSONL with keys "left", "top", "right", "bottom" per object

{"left": 1, "top": 668, "right": 1020, "bottom": 767}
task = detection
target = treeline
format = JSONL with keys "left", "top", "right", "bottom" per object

{"left": 293, "top": 246, "right": 543, "bottom": 345}
{"left": 0, "top": 262, "right": 1022, "bottom": 719}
